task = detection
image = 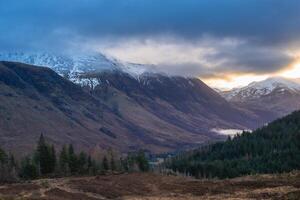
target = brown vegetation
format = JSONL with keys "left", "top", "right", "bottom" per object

{"left": 0, "top": 172, "right": 299, "bottom": 200}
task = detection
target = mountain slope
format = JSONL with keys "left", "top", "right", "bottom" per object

{"left": 3, "top": 52, "right": 297, "bottom": 128}
{"left": 0, "top": 61, "right": 260, "bottom": 155}
{"left": 89, "top": 72, "right": 260, "bottom": 132}
{"left": 166, "top": 110, "right": 300, "bottom": 179}
{"left": 0, "top": 61, "right": 126, "bottom": 154}
{"left": 0, "top": 61, "right": 197, "bottom": 154}
{"left": 221, "top": 77, "right": 300, "bottom": 123}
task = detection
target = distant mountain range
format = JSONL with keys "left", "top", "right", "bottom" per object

{"left": 1, "top": 52, "right": 300, "bottom": 154}
{"left": 221, "top": 77, "right": 300, "bottom": 123}
{"left": 222, "top": 77, "right": 300, "bottom": 101}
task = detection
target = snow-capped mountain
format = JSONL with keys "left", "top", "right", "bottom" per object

{"left": 220, "top": 77, "right": 300, "bottom": 126}
{"left": 222, "top": 77, "right": 300, "bottom": 101}
{"left": 0, "top": 52, "right": 153, "bottom": 88}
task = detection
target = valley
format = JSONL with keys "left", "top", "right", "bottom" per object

{"left": 1, "top": 1, "right": 300, "bottom": 199}
{"left": 0, "top": 60, "right": 260, "bottom": 155}
{"left": 1, "top": 52, "right": 300, "bottom": 155}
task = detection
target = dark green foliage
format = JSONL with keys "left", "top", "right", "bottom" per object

{"left": 166, "top": 111, "right": 300, "bottom": 179}
{"left": 78, "top": 151, "right": 88, "bottom": 174}
{"left": 68, "top": 144, "right": 78, "bottom": 174}
{"left": 0, "top": 148, "right": 7, "bottom": 163}
{"left": 109, "top": 151, "right": 117, "bottom": 171}
{"left": 123, "top": 150, "right": 150, "bottom": 172}
{"left": 0, "top": 134, "right": 149, "bottom": 182}
{"left": 0, "top": 150, "right": 18, "bottom": 182}
{"left": 87, "top": 155, "right": 98, "bottom": 175}
{"left": 102, "top": 156, "right": 109, "bottom": 171}
{"left": 19, "top": 157, "right": 38, "bottom": 180}
{"left": 34, "top": 134, "right": 56, "bottom": 175}
{"left": 59, "top": 145, "right": 69, "bottom": 175}
{"left": 58, "top": 145, "right": 94, "bottom": 176}
{"left": 50, "top": 145, "right": 57, "bottom": 172}
{"left": 136, "top": 151, "right": 150, "bottom": 172}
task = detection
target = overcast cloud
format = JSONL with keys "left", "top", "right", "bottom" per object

{"left": 0, "top": 0, "right": 300, "bottom": 80}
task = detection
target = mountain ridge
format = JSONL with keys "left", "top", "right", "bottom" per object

{"left": 0, "top": 61, "right": 260, "bottom": 155}
{"left": 0, "top": 52, "right": 154, "bottom": 83}
{"left": 222, "top": 77, "right": 300, "bottom": 101}
{"left": 220, "top": 77, "right": 300, "bottom": 125}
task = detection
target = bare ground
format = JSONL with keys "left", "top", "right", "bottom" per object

{"left": 0, "top": 172, "right": 299, "bottom": 200}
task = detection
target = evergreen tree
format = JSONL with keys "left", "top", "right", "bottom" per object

{"left": 68, "top": 144, "right": 78, "bottom": 174}
{"left": 87, "top": 155, "right": 94, "bottom": 175}
{"left": 78, "top": 151, "right": 87, "bottom": 174}
{"left": 49, "top": 145, "right": 57, "bottom": 173}
{"left": 59, "top": 145, "right": 69, "bottom": 175}
{"left": 87, "top": 156, "right": 99, "bottom": 175}
{"left": 102, "top": 156, "right": 109, "bottom": 171}
{"left": 35, "top": 134, "right": 55, "bottom": 175}
{"left": 110, "top": 153, "right": 116, "bottom": 171}
{"left": 19, "top": 157, "right": 38, "bottom": 180}
{"left": 136, "top": 151, "right": 149, "bottom": 172}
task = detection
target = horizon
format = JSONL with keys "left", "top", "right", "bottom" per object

{"left": 1, "top": 50, "right": 300, "bottom": 90}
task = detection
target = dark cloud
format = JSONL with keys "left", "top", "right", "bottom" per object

{"left": 116, "top": 38, "right": 293, "bottom": 77}
{"left": 0, "top": 0, "right": 299, "bottom": 76}
{"left": 1, "top": 0, "right": 300, "bottom": 49}
{"left": 205, "top": 43, "right": 292, "bottom": 74}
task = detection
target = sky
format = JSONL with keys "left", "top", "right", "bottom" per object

{"left": 1, "top": 0, "right": 300, "bottom": 89}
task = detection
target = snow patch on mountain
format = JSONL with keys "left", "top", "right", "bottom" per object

{"left": 70, "top": 77, "right": 101, "bottom": 89}
{"left": 222, "top": 77, "right": 300, "bottom": 101}
{"left": 0, "top": 52, "right": 153, "bottom": 88}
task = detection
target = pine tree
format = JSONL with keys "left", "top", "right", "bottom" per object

{"left": 87, "top": 155, "right": 93, "bottom": 175}
{"left": 68, "top": 144, "right": 78, "bottom": 174}
{"left": 78, "top": 152, "right": 87, "bottom": 174}
{"left": 59, "top": 145, "right": 69, "bottom": 175}
{"left": 35, "top": 134, "right": 54, "bottom": 175}
{"left": 49, "top": 145, "right": 57, "bottom": 173}
{"left": 136, "top": 151, "right": 149, "bottom": 172}
{"left": 110, "top": 153, "right": 116, "bottom": 171}
{"left": 102, "top": 156, "right": 109, "bottom": 171}
{"left": 19, "top": 157, "right": 38, "bottom": 180}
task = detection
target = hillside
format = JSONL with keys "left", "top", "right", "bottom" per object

{"left": 165, "top": 110, "right": 300, "bottom": 179}
{"left": 0, "top": 61, "right": 260, "bottom": 155}
{"left": 88, "top": 71, "right": 260, "bottom": 134}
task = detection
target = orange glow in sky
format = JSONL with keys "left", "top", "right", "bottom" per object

{"left": 280, "top": 60, "right": 300, "bottom": 79}
{"left": 203, "top": 57, "right": 300, "bottom": 90}
{"left": 202, "top": 74, "right": 270, "bottom": 91}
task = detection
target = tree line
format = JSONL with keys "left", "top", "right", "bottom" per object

{"left": 0, "top": 134, "right": 149, "bottom": 182}
{"left": 163, "top": 111, "right": 300, "bottom": 179}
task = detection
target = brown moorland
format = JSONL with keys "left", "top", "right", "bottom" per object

{"left": 0, "top": 172, "right": 299, "bottom": 200}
